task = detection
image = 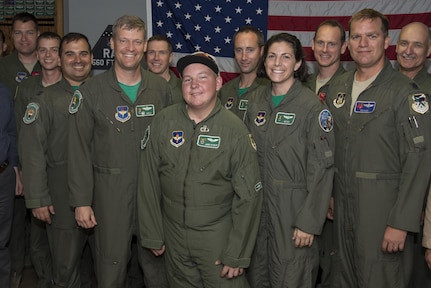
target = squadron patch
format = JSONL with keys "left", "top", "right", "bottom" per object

{"left": 239, "top": 99, "right": 248, "bottom": 111}
{"left": 275, "top": 112, "right": 295, "bottom": 125}
{"left": 254, "top": 111, "right": 266, "bottom": 126}
{"left": 136, "top": 105, "right": 155, "bottom": 117}
{"left": 141, "top": 126, "right": 150, "bottom": 150}
{"left": 354, "top": 101, "right": 376, "bottom": 113}
{"left": 15, "top": 72, "right": 27, "bottom": 83}
{"left": 170, "top": 131, "right": 185, "bottom": 148}
{"left": 197, "top": 135, "right": 220, "bottom": 149}
{"left": 69, "top": 90, "right": 82, "bottom": 114}
{"left": 225, "top": 97, "right": 234, "bottom": 110}
{"left": 319, "top": 109, "right": 333, "bottom": 132}
{"left": 23, "top": 102, "right": 39, "bottom": 124}
{"left": 333, "top": 92, "right": 346, "bottom": 108}
{"left": 411, "top": 93, "right": 429, "bottom": 114}
{"left": 115, "top": 106, "right": 131, "bottom": 123}
{"left": 248, "top": 134, "right": 257, "bottom": 151}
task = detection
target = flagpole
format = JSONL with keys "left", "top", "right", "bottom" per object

{"left": 146, "top": 0, "right": 153, "bottom": 38}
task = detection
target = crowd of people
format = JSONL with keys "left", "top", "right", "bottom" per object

{"left": 0, "top": 7, "right": 431, "bottom": 288}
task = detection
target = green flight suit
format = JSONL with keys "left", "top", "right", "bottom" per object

{"left": 14, "top": 74, "right": 53, "bottom": 288}
{"left": 68, "top": 68, "right": 171, "bottom": 288}
{"left": 304, "top": 64, "right": 347, "bottom": 288}
{"left": 167, "top": 70, "right": 183, "bottom": 104}
{"left": 138, "top": 100, "right": 262, "bottom": 288}
{"left": 244, "top": 80, "right": 335, "bottom": 288}
{"left": 0, "top": 51, "right": 41, "bottom": 281}
{"left": 219, "top": 76, "right": 268, "bottom": 120}
{"left": 19, "top": 78, "right": 88, "bottom": 287}
{"left": 304, "top": 65, "right": 346, "bottom": 101}
{"left": 325, "top": 60, "right": 431, "bottom": 288}
{"left": 0, "top": 51, "right": 42, "bottom": 95}
{"left": 408, "top": 66, "right": 431, "bottom": 288}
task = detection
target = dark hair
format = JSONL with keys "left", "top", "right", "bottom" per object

{"left": 262, "top": 33, "right": 308, "bottom": 82}
{"left": 12, "top": 12, "right": 38, "bottom": 31}
{"left": 147, "top": 34, "right": 173, "bottom": 53}
{"left": 349, "top": 8, "right": 389, "bottom": 37}
{"left": 60, "top": 32, "right": 91, "bottom": 56}
{"left": 37, "top": 31, "right": 61, "bottom": 49}
{"left": 314, "top": 20, "right": 346, "bottom": 43}
{"left": 234, "top": 26, "right": 265, "bottom": 48}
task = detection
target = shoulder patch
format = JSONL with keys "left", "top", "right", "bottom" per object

{"left": 23, "top": 102, "right": 39, "bottom": 124}
{"left": 69, "top": 90, "right": 83, "bottom": 114}
{"left": 411, "top": 93, "right": 429, "bottom": 114}
{"left": 319, "top": 109, "right": 333, "bottom": 132}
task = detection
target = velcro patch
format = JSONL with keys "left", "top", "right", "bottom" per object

{"left": 23, "top": 102, "right": 39, "bottom": 124}
{"left": 69, "top": 90, "right": 82, "bottom": 114}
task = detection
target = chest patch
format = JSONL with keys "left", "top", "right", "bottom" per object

{"left": 275, "top": 112, "right": 295, "bottom": 125}
{"left": 69, "top": 90, "right": 82, "bottom": 114}
{"left": 333, "top": 92, "right": 346, "bottom": 108}
{"left": 254, "top": 111, "right": 266, "bottom": 126}
{"left": 15, "top": 72, "right": 27, "bottom": 83}
{"left": 354, "top": 101, "right": 376, "bottom": 113}
{"left": 197, "top": 135, "right": 220, "bottom": 149}
{"left": 170, "top": 131, "right": 185, "bottom": 148}
{"left": 115, "top": 106, "right": 131, "bottom": 123}
{"left": 225, "top": 97, "right": 234, "bottom": 109}
{"left": 136, "top": 104, "right": 155, "bottom": 117}
{"left": 239, "top": 99, "right": 248, "bottom": 111}
{"left": 411, "top": 93, "right": 429, "bottom": 114}
{"left": 23, "top": 102, "right": 39, "bottom": 124}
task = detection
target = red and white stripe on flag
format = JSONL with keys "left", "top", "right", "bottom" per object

{"left": 150, "top": 0, "right": 431, "bottom": 80}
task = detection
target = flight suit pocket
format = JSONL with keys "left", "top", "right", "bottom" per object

{"left": 365, "top": 253, "right": 402, "bottom": 288}
{"left": 314, "top": 136, "right": 334, "bottom": 168}
{"left": 401, "top": 120, "right": 426, "bottom": 152}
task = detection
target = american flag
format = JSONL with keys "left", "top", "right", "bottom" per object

{"left": 149, "top": 0, "right": 431, "bottom": 82}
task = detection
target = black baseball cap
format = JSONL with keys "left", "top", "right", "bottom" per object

{"left": 177, "top": 51, "right": 219, "bottom": 76}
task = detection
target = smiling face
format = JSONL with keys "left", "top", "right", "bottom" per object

{"left": 61, "top": 39, "right": 92, "bottom": 86}
{"left": 111, "top": 27, "right": 146, "bottom": 73}
{"left": 348, "top": 18, "right": 389, "bottom": 69}
{"left": 312, "top": 25, "right": 347, "bottom": 69}
{"left": 396, "top": 22, "right": 431, "bottom": 76}
{"left": 264, "top": 41, "right": 301, "bottom": 88}
{"left": 234, "top": 31, "right": 263, "bottom": 75}
{"left": 181, "top": 63, "right": 222, "bottom": 113}
{"left": 145, "top": 39, "right": 172, "bottom": 78}
{"left": 37, "top": 38, "right": 60, "bottom": 71}
{"left": 12, "top": 20, "right": 39, "bottom": 57}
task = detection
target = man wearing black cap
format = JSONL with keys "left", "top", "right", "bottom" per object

{"left": 138, "top": 51, "right": 263, "bottom": 287}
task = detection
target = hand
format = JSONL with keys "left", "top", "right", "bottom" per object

{"left": 292, "top": 228, "right": 314, "bottom": 248}
{"left": 75, "top": 206, "right": 97, "bottom": 229}
{"left": 151, "top": 245, "right": 166, "bottom": 256}
{"left": 14, "top": 167, "right": 23, "bottom": 196}
{"left": 327, "top": 197, "right": 334, "bottom": 220}
{"left": 215, "top": 260, "right": 244, "bottom": 279}
{"left": 381, "top": 226, "right": 407, "bottom": 253}
{"left": 426, "top": 249, "right": 431, "bottom": 270}
{"left": 32, "top": 205, "right": 55, "bottom": 224}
